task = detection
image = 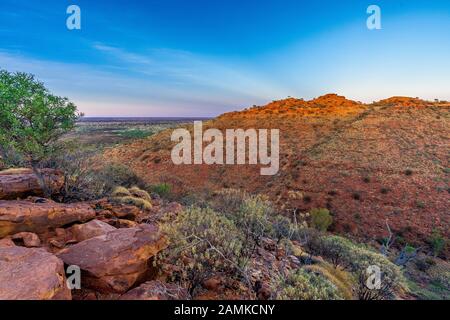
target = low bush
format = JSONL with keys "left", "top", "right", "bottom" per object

{"left": 111, "top": 186, "right": 152, "bottom": 210}
{"left": 129, "top": 186, "right": 152, "bottom": 202}
{"left": 303, "top": 262, "right": 355, "bottom": 300}
{"left": 211, "top": 188, "right": 248, "bottom": 214}
{"left": 428, "top": 230, "right": 447, "bottom": 257}
{"left": 158, "top": 206, "right": 245, "bottom": 294}
{"left": 114, "top": 195, "right": 152, "bottom": 210}
{"left": 151, "top": 183, "right": 172, "bottom": 198}
{"left": 307, "top": 235, "right": 404, "bottom": 299}
{"left": 111, "top": 186, "right": 131, "bottom": 198}
{"left": 310, "top": 208, "right": 333, "bottom": 232}
{"left": 271, "top": 215, "right": 295, "bottom": 243}
{"left": 276, "top": 269, "right": 343, "bottom": 300}
{"left": 47, "top": 145, "right": 144, "bottom": 202}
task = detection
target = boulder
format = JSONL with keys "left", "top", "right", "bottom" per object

{"left": 57, "top": 224, "right": 167, "bottom": 293}
{"left": 110, "top": 204, "right": 140, "bottom": 220}
{"left": 70, "top": 219, "right": 116, "bottom": 242}
{"left": 0, "top": 168, "right": 64, "bottom": 200}
{"left": 11, "top": 232, "right": 41, "bottom": 247}
{"left": 0, "top": 238, "right": 15, "bottom": 247}
{"left": 119, "top": 281, "right": 189, "bottom": 300}
{"left": 0, "top": 199, "right": 96, "bottom": 237}
{"left": 0, "top": 245, "right": 71, "bottom": 300}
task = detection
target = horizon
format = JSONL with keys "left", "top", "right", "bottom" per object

{"left": 1, "top": 0, "right": 449, "bottom": 117}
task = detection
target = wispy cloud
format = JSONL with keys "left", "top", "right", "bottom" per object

{"left": 0, "top": 48, "right": 288, "bottom": 116}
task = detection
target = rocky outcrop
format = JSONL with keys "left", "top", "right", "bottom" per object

{"left": 0, "top": 199, "right": 96, "bottom": 237}
{"left": 0, "top": 245, "right": 71, "bottom": 300}
{"left": 11, "top": 232, "right": 41, "bottom": 247}
{"left": 0, "top": 168, "right": 64, "bottom": 200}
{"left": 119, "top": 280, "right": 190, "bottom": 300}
{"left": 70, "top": 220, "right": 116, "bottom": 242}
{"left": 57, "top": 224, "right": 167, "bottom": 293}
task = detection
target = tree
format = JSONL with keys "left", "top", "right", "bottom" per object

{"left": 0, "top": 70, "right": 81, "bottom": 197}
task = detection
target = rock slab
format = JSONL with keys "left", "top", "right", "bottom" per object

{"left": 0, "top": 199, "right": 96, "bottom": 237}
{"left": 0, "top": 245, "right": 71, "bottom": 300}
{"left": 57, "top": 224, "right": 166, "bottom": 293}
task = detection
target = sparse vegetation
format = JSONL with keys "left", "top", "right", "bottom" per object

{"left": 307, "top": 235, "right": 403, "bottom": 299}
{"left": 111, "top": 186, "right": 152, "bottom": 210}
{"left": 158, "top": 206, "right": 246, "bottom": 295}
{"left": 151, "top": 183, "right": 172, "bottom": 198}
{"left": 275, "top": 269, "right": 343, "bottom": 300}
{"left": 0, "top": 70, "right": 81, "bottom": 196}
{"left": 310, "top": 208, "right": 333, "bottom": 232}
{"left": 428, "top": 230, "right": 447, "bottom": 257}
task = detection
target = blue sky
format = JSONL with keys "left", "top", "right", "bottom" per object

{"left": 0, "top": 0, "right": 449, "bottom": 116}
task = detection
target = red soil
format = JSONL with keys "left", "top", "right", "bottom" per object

{"left": 104, "top": 94, "right": 450, "bottom": 248}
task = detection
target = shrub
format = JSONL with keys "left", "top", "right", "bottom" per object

{"left": 0, "top": 70, "right": 81, "bottom": 197}
{"left": 129, "top": 186, "right": 152, "bottom": 202}
{"left": 96, "top": 163, "right": 144, "bottom": 192}
{"left": 303, "top": 262, "right": 355, "bottom": 300}
{"left": 111, "top": 186, "right": 131, "bottom": 198}
{"left": 427, "top": 262, "right": 450, "bottom": 292}
{"left": 212, "top": 188, "right": 248, "bottom": 214}
{"left": 232, "top": 195, "right": 274, "bottom": 245}
{"left": 212, "top": 189, "right": 274, "bottom": 247}
{"left": 114, "top": 195, "right": 152, "bottom": 210}
{"left": 276, "top": 269, "right": 343, "bottom": 300}
{"left": 307, "top": 235, "right": 403, "bottom": 299}
{"left": 111, "top": 186, "right": 152, "bottom": 210}
{"left": 52, "top": 156, "right": 144, "bottom": 202}
{"left": 271, "top": 215, "right": 295, "bottom": 243}
{"left": 151, "top": 183, "right": 172, "bottom": 198}
{"left": 158, "top": 207, "right": 245, "bottom": 294}
{"left": 310, "top": 208, "right": 333, "bottom": 232}
{"left": 428, "top": 230, "right": 447, "bottom": 257}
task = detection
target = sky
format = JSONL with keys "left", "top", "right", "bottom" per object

{"left": 0, "top": 0, "right": 449, "bottom": 117}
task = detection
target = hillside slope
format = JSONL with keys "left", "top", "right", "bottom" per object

{"left": 104, "top": 94, "right": 450, "bottom": 246}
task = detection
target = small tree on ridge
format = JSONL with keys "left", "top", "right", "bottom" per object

{"left": 0, "top": 70, "right": 81, "bottom": 197}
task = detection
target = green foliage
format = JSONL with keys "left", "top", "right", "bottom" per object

{"left": 0, "top": 70, "right": 80, "bottom": 164}
{"left": 310, "top": 208, "right": 333, "bottom": 232}
{"left": 151, "top": 183, "right": 172, "bottom": 197}
{"left": 276, "top": 269, "right": 343, "bottom": 300}
{"left": 307, "top": 235, "right": 403, "bottom": 299}
{"left": 233, "top": 194, "right": 274, "bottom": 244}
{"left": 271, "top": 215, "right": 295, "bottom": 243}
{"left": 212, "top": 188, "right": 248, "bottom": 213}
{"left": 428, "top": 230, "right": 447, "bottom": 257}
{"left": 158, "top": 206, "right": 245, "bottom": 294}
{"left": 53, "top": 158, "right": 144, "bottom": 202}
{"left": 0, "top": 70, "right": 81, "bottom": 196}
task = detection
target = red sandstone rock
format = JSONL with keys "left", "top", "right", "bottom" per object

{"left": 70, "top": 219, "right": 116, "bottom": 242}
{"left": 11, "top": 232, "right": 41, "bottom": 247}
{"left": 57, "top": 224, "right": 167, "bottom": 293}
{"left": 0, "top": 199, "right": 96, "bottom": 237}
{"left": 119, "top": 281, "right": 189, "bottom": 300}
{"left": 0, "top": 245, "right": 71, "bottom": 300}
{"left": 0, "top": 168, "right": 64, "bottom": 200}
